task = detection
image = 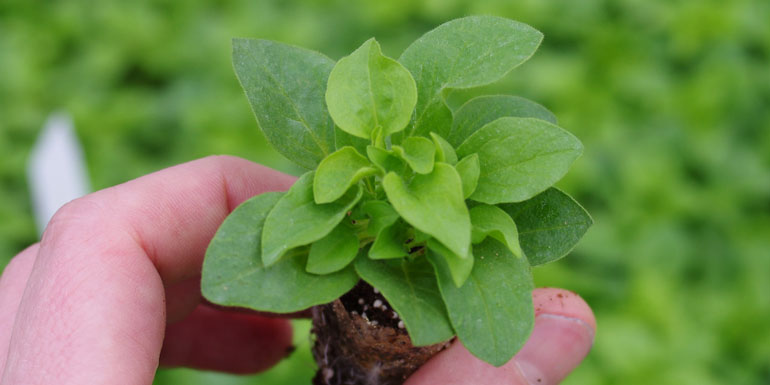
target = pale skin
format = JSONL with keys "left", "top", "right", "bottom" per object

{"left": 0, "top": 156, "right": 596, "bottom": 385}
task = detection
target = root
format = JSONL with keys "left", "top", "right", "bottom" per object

{"left": 311, "top": 283, "right": 451, "bottom": 385}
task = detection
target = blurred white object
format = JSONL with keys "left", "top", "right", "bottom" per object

{"left": 27, "top": 113, "right": 91, "bottom": 235}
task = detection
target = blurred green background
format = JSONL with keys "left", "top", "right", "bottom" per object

{"left": 2, "top": 0, "right": 769, "bottom": 384}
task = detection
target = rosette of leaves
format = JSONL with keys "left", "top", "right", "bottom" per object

{"left": 202, "top": 16, "right": 592, "bottom": 367}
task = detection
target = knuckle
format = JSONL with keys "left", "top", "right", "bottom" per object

{"left": 42, "top": 196, "right": 107, "bottom": 244}
{"left": 3, "top": 250, "right": 31, "bottom": 277}
{"left": 202, "top": 154, "right": 245, "bottom": 169}
{"left": 0, "top": 244, "right": 38, "bottom": 285}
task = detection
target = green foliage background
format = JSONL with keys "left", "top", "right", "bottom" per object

{"left": 1, "top": 0, "right": 769, "bottom": 383}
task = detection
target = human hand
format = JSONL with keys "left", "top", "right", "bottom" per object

{"left": 0, "top": 156, "right": 595, "bottom": 384}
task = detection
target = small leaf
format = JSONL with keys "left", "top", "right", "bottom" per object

{"left": 367, "top": 145, "right": 407, "bottom": 174}
{"left": 448, "top": 95, "right": 557, "bottom": 147}
{"left": 262, "top": 172, "right": 363, "bottom": 266}
{"left": 355, "top": 255, "right": 454, "bottom": 345}
{"left": 361, "top": 200, "right": 399, "bottom": 237}
{"left": 314, "top": 146, "right": 377, "bottom": 204}
{"left": 457, "top": 117, "right": 583, "bottom": 204}
{"left": 369, "top": 220, "right": 409, "bottom": 260}
{"left": 383, "top": 163, "right": 471, "bottom": 259}
{"left": 202, "top": 192, "right": 359, "bottom": 313}
{"left": 412, "top": 228, "right": 431, "bottom": 244}
{"left": 233, "top": 39, "right": 335, "bottom": 169}
{"left": 455, "top": 154, "right": 480, "bottom": 199}
{"left": 430, "top": 132, "right": 458, "bottom": 164}
{"left": 430, "top": 238, "right": 534, "bottom": 366}
{"left": 392, "top": 136, "right": 436, "bottom": 174}
{"left": 399, "top": 16, "right": 543, "bottom": 139}
{"left": 326, "top": 38, "right": 417, "bottom": 139}
{"left": 500, "top": 188, "right": 592, "bottom": 266}
{"left": 306, "top": 224, "right": 360, "bottom": 274}
{"left": 469, "top": 204, "right": 522, "bottom": 258}
{"left": 426, "top": 239, "right": 473, "bottom": 287}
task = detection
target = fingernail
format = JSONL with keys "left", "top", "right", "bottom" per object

{"left": 514, "top": 314, "right": 595, "bottom": 385}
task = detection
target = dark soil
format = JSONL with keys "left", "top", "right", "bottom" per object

{"left": 340, "top": 281, "right": 403, "bottom": 330}
{"left": 311, "top": 281, "right": 451, "bottom": 385}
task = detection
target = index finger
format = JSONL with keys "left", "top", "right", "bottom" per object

{"left": 1, "top": 156, "right": 295, "bottom": 384}
{"left": 95, "top": 155, "right": 296, "bottom": 284}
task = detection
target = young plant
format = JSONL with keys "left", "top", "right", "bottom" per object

{"left": 201, "top": 15, "right": 592, "bottom": 384}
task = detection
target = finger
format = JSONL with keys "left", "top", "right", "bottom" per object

{"left": 513, "top": 288, "right": 596, "bottom": 384}
{"left": 0, "top": 244, "right": 39, "bottom": 374}
{"left": 159, "top": 305, "right": 293, "bottom": 374}
{"left": 94, "top": 154, "right": 296, "bottom": 285}
{"left": 406, "top": 288, "right": 595, "bottom": 385}
{"left": 1, "top": 156, "right": 295, "bottom": 384}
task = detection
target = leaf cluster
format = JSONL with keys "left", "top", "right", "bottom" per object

{"left": 202, "top": 16, "right": 592, "bottom": 366}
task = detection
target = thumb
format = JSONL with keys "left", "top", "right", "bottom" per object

{"left": 406, "top": 288, "right": 596, "bottom": 385}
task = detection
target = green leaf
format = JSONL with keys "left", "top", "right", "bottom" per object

{"left": 457, "top": 117, "right": 583, "bottom": 204}
{"left": 392, "top": 136, "right": 436, "bottom": 174}
{"left": 367, "top": 145, "right": 407, "bottom": 174}
{"left": 412, "top": 228, "right": 431, "bottom": 244}
{"left": 429, "top": 238, "right": 534, "bottom": 366}
{"left": 500, "top": 188, "right": 593, "bottom": 266}
{"left": 361, "top": 200, "right": 399, "bottom": 237}
{"left": 233, "top": 39, "right": 335, "bottom": 169}
{"left": 469, "top": 204, "right": 523, "bottom": 258}
{"left": 369, "top": 220, "right": 409, "bottom": 260}
{"left": 455, "top": 154, "right": 480, "bottom": 199}
{"left": 306, "top": 224, "right": 360, "bottom": 274}
{"left": 326, "top": 38, "right": 417, "bottom": 140}
{"left": 448, "top": 95, "right": 558, "bottom": 147}
{"left": 355, "top": 255, "right": 454, "bottom": 345}
{"left": 394, "top": 101, "right": 453, "bottom": 149}
{"left": 430, "top": 132, "right": 458, "bottom": 164}
{"left": 426, "top": 239, "right": 473, "bottom": 287}
{"left": 335, "top": 127, "right": 370, "bottom": 154}
{"left": 399, "top": 16, "right": 543, "bottom": 139}
{"left": 382, "top": 163, "right": 471, "bottom": 259}
{"left": 262, "top": 172, "right": 363, "bottom": 266}
{"left": 314, "top": 146, "right": 377, "bottom": 204}
{"left": 202, "top": 192, "right": 359, "bottom": 313}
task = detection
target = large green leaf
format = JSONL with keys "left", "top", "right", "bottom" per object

{"left": 457, "top": 117, "right": 583, "bottom": 204}
{"left": 233, "top": 39, "right": 335, "bottom": 169}
{"left": 355, "top": 256, "right": 454, "bottom": 346}
{"left": 382, "top": 163, "right": 471, "bottom": 259}
{"left": 202, "top": 192, "right": 359, "bottom": 313}
{"left": 448, "top": 95, "right": 558, "bottom": 147}
{"left": 470, "top": 204, "right": 523, "bottom": 258}
{"left": 399, "top": 16, "right": 543, "bottom": 139}
{"left": 262, "top": 172, "right": 362, "bottom": 266}
{"left": 306, "top": 223, "right": 360, "bottom": 274}
{"left": 326, "top": 38, "right": 417, "bottom": 140}
{"left": 500, "top": 188, "right": 593, "bottom": 266}
{"left": 430, "top": 239, "right": 534, "bottom": 366}
{"left": 314, "top": 146, "right": 377, "bottom": 204}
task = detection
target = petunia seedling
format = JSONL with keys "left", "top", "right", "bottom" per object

{"left": 201, "top": 15, "right": 592, "bottom": 374}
